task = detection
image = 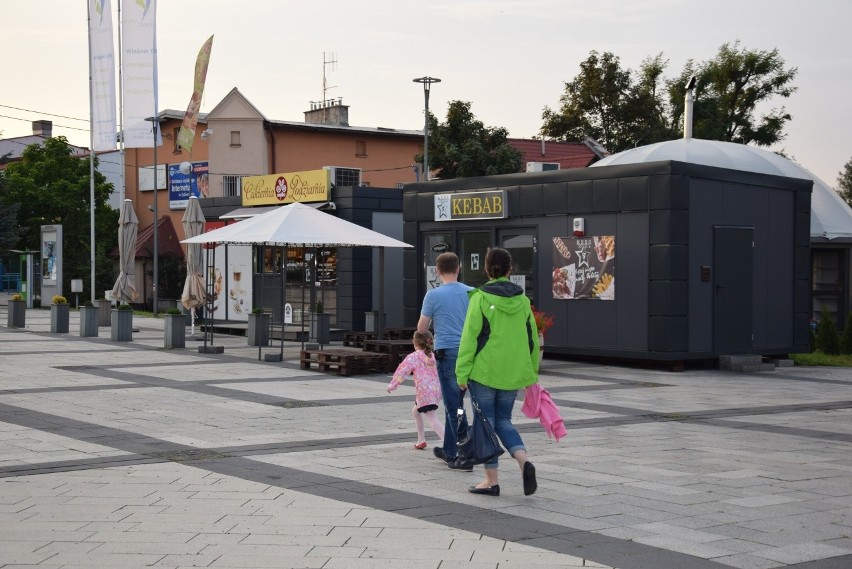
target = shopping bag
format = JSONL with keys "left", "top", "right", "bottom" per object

{"left": 456, "top": 399, "right": 504, "bottom": 465}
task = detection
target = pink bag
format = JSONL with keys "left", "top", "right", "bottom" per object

{"left": 522, "top": 383, "right": 567, "bottom": 442}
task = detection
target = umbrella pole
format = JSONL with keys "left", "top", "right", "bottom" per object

{"left": 378, "top": 247, "right": 385, "bottom": 340}
{"left": 280, "top": 245, "right": 287, "bottom": 360}
{"left": 191, "top": 307, "right": 195, "bottom": 337}
{"left": 257, "top": 259, "right": 264, "bottom": 362}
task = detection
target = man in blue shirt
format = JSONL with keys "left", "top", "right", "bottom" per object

{"left": 418, "top": 252, "right": 473, "bottom": 470}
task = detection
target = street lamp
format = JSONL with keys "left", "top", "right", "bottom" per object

{"left": 412, "top": 76, "right": 441, "bottom": 181}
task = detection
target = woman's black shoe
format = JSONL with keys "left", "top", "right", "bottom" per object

{"left": 523, "top": 461, "right": 537, "bottom": 496}
{"left": 468, "top": 485, "right": 500, "bottom": 496}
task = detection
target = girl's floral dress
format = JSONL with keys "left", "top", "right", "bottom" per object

{"left": 387, "top": 349, "right": 442, "bottom": 411}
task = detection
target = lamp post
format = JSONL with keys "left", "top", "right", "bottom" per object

{"left": 412, "top": 76, "right": 441, "bottom": 181}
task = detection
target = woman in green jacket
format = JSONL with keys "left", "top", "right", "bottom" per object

{"left": 456, "top": 247, "right": 539, "bottom": 497}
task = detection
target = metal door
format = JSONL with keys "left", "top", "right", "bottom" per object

{"left": 459, "top": 231, "right": 491, "bottom": 288}
{"left": 713, "top": 226, "right": 754, "bottom": 354}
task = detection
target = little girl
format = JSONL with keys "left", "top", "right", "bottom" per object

{"left": 387, "top": 330, "right": 445, "bottom": 449}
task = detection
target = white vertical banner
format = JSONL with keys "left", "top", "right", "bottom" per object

{"left": 89, "top": 0, "right": 117, "bottom": 151}
{"left": 121, "top": 0, "right": 160, "bottom": 148}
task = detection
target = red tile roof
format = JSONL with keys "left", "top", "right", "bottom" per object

{"left": 508, "top": 138, "right": 605, "bottom": 170}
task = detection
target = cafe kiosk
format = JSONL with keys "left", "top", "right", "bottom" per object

{"left": 402, "top": 159, "right": 812, "bottom": 364}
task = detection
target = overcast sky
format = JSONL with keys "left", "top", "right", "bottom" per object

{"left": 2, "top": 0, "right": 850, "bottom": 186}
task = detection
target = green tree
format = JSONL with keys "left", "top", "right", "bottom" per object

{"left": 836, "top": 156, "right": 852, "bottom": 207}
{"left": 541, "top": 51, "right": 676, "bottom": 152}
{"left": 0, "top": 137, "right": 118, "bottom": 298}
{"left": 543, "top": 42, "right": 797, "bottom": 151}
{"left": 667, "top": 41, "right": 797, "bottom": 146}
{"left": 422, "top": 100, "right": 523, "bottom": 179}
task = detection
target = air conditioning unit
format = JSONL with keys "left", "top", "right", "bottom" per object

{"left": 323, "top": 166, "right": 362, "bottom": 187}
{"left": 526, "top": 162, "right": 560, "bottom": 172}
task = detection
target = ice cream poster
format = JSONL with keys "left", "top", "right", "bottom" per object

{"left": 551, "top": 236, "right": 615, "bottom": 300}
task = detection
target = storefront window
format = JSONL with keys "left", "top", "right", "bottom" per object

{"left": 812, "top": 249, "right": 846, "bottom": 327}
{"left": 501, "top": 231, "right": 535, "bottom": 300}
{"left": 459, "top": 231, "right": 491, "bottom": 288}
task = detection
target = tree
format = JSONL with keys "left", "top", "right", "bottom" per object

{"left": 816, "top": 306, "right": 841, "bottom": 355}
{"left": 667, "top": 41, "right": 797, "bottom": 146}
{"left": 542, "top": 42, "right": 797, "bottom": 151}
{"left": 541, "top": 51, "right": 675, "bottom": 152}
{"left": 0, "top": 137, "right": 118, "bottom": 298}
{"left": 836, "top": 156, "right": 852, "bottom": 207}
{"left": 421, "top": 100, "right": 523, "bottom": 179}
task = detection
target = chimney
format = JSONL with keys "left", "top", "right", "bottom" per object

{"left": 304, "top": 98, "right": 349, "bottom": 127}
{"left": 683, "top": 76, "right": 697, "bottom": 139}
{"left": 32, "top": 120, "right": 53, "bottom": 138}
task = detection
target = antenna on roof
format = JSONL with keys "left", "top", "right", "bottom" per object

{"left": 323, "top": 52, "right": 338, "bottom": 104}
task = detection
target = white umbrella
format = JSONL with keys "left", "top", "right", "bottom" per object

{"left": 111, "top": 199, "right": 139, "bottom": 303}
{"left": 183, "top": 202, "right": 410, "bottom": 248}
{"left": 180, "top": 196, "right": 206, "bottom": 336}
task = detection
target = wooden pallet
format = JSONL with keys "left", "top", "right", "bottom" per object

{"left": 343, "top": 331, "right": 377, "bottom": 348}
{"left": 300, "top": 349, "right": 389, "bottom": 376}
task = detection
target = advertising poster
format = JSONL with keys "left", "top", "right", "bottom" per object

{"left": 43, "top": 240, "right": 57, "bottom": 282}
{"left": 168, "top": 161, "right": 208, "bottom": 209}
{"left": 206, "top": 244, "right": 252, "bottom": 322}
{"left": 551, "top": 236, "right": 615, "bottom": 300}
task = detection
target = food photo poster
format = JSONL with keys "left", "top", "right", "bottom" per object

{"left": 551, "top": 236, "right": 615, "bottom": 300}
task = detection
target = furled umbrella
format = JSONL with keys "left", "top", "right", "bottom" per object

{"left": 180, "top": 196, "right": 206, "bottom": 336}
{"left": 110, "top": 199, "right": 139, "bottom": 303}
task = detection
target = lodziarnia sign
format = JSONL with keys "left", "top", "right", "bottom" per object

{"left": 242, "top": 169, "right": 331, "bottom": 206}
{"left": 433, "top": 190, "right": 507, "bottom": 221}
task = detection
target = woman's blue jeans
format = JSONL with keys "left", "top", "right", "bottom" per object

{"left": 468, "top": 381, "right": 525, "bottom": 469}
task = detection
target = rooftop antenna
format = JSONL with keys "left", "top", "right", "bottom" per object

{"left": 323, "top": 51, "right": 338, "bottom": 121}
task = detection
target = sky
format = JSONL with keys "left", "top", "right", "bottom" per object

{"left": 2, "top": 0, "right": 851, "bottom": 186}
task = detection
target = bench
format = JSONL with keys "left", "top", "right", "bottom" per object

{"left": 343, "top": 331, "right": 377, "bottom": 347}
{"left": 300, "top": 348, "right": 390, "bottom": 376}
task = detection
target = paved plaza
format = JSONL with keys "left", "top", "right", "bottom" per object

{"left": 2, "top": 302, "right": 852, "bottom": 568}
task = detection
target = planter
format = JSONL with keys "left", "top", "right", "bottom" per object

{"left": 247, "top": 312, "right": 270, "bottom": 346}
{"left": 111, "top": 309, "right": 133, "bottom": 342}
{"left": 97, "top": 299, "right": 112, "bottom": 326}
{"left": 163, "top": 313, "right": 186, "bottom": 349}
{"left": 156, "top": 299, "right": 179, "bottom": 314}
{"left": 50, "top": 303, "right": 70, "bottom": 333}
{"left": 79, "top": 305, "right": 99, "bottom": 337}
{"left": 310, "top": 312, "right": 331, "bottom": 344}
{"left": 7, "top": 299, "right": 25, "bottom": 328}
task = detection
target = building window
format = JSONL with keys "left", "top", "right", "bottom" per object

{"left": 173, "top": 127, "right": 182, "bottom": 154}
{"left": 230, "top": 130, "right": 241, "bottom": 147}
{"left": 355, "top": 140, "right": 367, "bottom": 157}
{"left": 223, "top": 175, "right": 244, "bottom": 197}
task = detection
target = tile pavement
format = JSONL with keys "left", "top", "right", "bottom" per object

{"left": 1, "top": 299, "right": 852, "bottom": 568}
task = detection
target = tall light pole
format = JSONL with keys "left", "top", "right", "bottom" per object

{"left": 412, "top": 76, "right": 440, "bottom": 181}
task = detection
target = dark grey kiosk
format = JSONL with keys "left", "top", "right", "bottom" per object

{"left": 402, "top": 160, "right": 812, "bottom": 364}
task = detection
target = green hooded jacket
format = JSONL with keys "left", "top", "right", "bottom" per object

{"left": 455, "top": 277, "right": 540, "bottom": 390}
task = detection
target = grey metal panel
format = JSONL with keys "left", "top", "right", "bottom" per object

{"left": 649, "top": 316, "right": 688, "bottom": 351}
{"left": 565, "top": 180, "right": 594, "bottom": 213}
{"left": 650, "top": 281, "right": 688, "bottom": 316}
{"left": 649, "top": 245, "right": 689, "bottom": 280}
{"left": 618, "top": 176, "right": 649, "bottom": 211}
{"left": 593, "top": 178, "right": 619, "bottom": 211}
{"left": 615, "top": 212, "right": 649, "bottom": 350}
{"left": 371, "top": 211, "right": 404, "bottom": 328}
{"left": 519, "top": 184, "right": 543, "bottom": 216}
{"left": 403, "top": 192, "right": 419, "bottom": 221}
{"left": 762, "top": 191, "right": 795, "bottom": 348}
{"left": 688, "top": 184, "right": 715, "bottom": 352}
{"left": 542, "top": 182, "right": 568, "bottom": 214}
{"left": 649, "top": 210, "right": 689, "bottom": 245}
{"left": 649, "top": 174, "right": 688, "bottom": 210}
{"left": 535, "top": 215, "right": 570, "bottom": 347}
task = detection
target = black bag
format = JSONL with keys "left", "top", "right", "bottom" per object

{"left": 456, "top": 399, "right": 504, "bottom": 465}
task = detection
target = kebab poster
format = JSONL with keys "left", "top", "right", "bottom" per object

{"left": 551, "top": 236, "right": 615, "bottom": 300}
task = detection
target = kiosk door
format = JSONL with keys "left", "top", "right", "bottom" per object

{"left": 713, "top": 226, "right": 754, "bottom": 354}
{"left": 459, "top": 231, "right": 490, "bottom": 288}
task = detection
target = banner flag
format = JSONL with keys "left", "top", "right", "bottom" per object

{"left": 121, "top": 0, "right": 161, "bottom": 148}
{"left": 177, "top": 35, "right": 214, "bottom": 153}
{"left": 89, "top": 0, "right": 117, "bottom": 151}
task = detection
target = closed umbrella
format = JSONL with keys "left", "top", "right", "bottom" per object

{"left": 111, "top": 199, "right": 139, "bottom": 303}
{"left": 180, "top": 196, "right": 206, "bottom": 336}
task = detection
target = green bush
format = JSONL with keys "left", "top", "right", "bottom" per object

{"left": 816, "top": 307, "right": 841, "bottom": 355}
{"left": 251, "top": 307, "right": 263, "bottom": 315}
{"left": 165, "top": 307, "right": 182, "bottom": 315}
{"left": 315, "top": 300, "right": 324, "bottom": 313}
{"left": 83, "top": 300, "right": 94, "bottom": 307}
{"left": 11, "top": 293, "right": 22, "bottom": 301}
{"left": 52, "top": 295, "right": 68, "bottom": 304}
{"left": 117, "top": 303, "right": 133, "bottom": 311}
